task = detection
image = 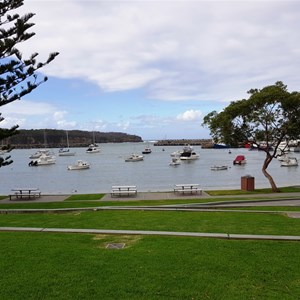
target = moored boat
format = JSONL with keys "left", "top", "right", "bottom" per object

{"left": 59, "top": 131, "right": 76, "bottom": 156}
{"left": 29, "top": 149, "right": 51, "bottom": 159}
{"left": 211, "top": 165, "right": 228, "bottom": 171}
{"left": 142, "top": 147, "right": 152, "bottom": 154}
{"left": 68, "top": 160, "right": 90, "bottom": 170}
{"left": 59, "top": 148, "right": 76, "bottom": 156}
{"left": 86, "top": 144, "right": 100, "bottom": 153}
{"left": 125, "top": 154, "right": 144, "bottom": 162}
{"left": 280, "top": 157, "right": 298, "bottom": 167}
{"left": 179, "top": 144, "right": 199, "bottom": 160}
{"left": 233, "top": 155, "right": 246, "bottom": 165}
{"left": 29, "top": 153, "right": 56, "bottom": 166}
{"left": 169, "top": 157, "right": 181, "bottom": 166}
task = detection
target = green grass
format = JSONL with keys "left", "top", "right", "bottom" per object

{"left": 0, "top": 210, "right": 299, "bottom": 236}
{"left": 0, "top": 232, "right": 299, "bottom": 299}
{"left": 207, "top": 185, "right": 300, "bottom": 196}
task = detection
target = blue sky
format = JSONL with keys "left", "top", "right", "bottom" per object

{"left": 2, "top": 0, "right": 300, "bottom": 140}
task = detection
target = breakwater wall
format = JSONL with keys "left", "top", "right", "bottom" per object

{"left": 153, "top": 139, "right": 213, "bottom": 148}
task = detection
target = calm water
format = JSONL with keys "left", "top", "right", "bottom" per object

{"left": 1, "top": 143, "right": 299, "bottom": 194}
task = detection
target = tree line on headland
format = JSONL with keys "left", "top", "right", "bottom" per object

{"left": 4, "top": 129, "right": 143, "bottom": 149}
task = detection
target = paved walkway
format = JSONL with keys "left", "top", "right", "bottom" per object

{"left": 2, "top": 191, "right": 300, "bottom": 207}
{"left": 1, "top": 226, "right": 300, "bottom": 241}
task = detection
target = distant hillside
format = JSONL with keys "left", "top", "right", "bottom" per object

{"left": 5, "top": 129, "right": 143, "bottom": 148}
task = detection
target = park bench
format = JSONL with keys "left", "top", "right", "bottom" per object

{"left": 9, "top": 188, "right": 41, "bottom": 200}
{"left": 174, "top": 184, "right": 202, "bottom": 195}
{"left": 111, "top": 186, "right": 137, "bottom": 197}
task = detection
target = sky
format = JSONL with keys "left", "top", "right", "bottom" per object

{"left": 2, "top": 0, "right": 300, "bottom": 140}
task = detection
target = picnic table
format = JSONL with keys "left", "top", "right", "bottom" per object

{"left": 111, "top": 185, "right": 137, "bottom": 197}
{"left": 9, "top": 187, "right": 41, "bottom": 200}
{"left": 174, "top": 184, "right": 202, "bottom": 195}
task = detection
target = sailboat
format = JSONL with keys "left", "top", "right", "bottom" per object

{"left": 29, "top": 130, "right": 56, "bottom": 165}
{"left": 86, "top": 131, "right": 100, "bottom": 153}
{"left": 59, "top": 131, "right": 76, "bottom": 156}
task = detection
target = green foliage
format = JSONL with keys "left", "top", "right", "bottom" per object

{"left": 0, "top": 0, "right": 58, "bottom": 166}
{"left": 203, "top": 81, "right": 300, "bottom": 148}
{"left": 203, "top": 82, "right": 300, "bottom": 191}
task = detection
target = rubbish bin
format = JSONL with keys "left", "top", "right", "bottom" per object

{"left": 241, "top": 175, "right": 255, "bottom": 191}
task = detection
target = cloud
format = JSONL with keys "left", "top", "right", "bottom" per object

{"left": 52, "top": 111, "right": 77, "bottom": 129}
{"left": 17, "top": 1, "right": 300, "bottom": 102}
{"left": 1, "top": 100, "right": 55, "bottom": 116}
{"left": 176, "top": 110, "right": 202, "bottom": 122}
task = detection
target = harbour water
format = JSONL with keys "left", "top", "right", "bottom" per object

{"left": 0, "top": 142, "right": 299, "bottom": 195}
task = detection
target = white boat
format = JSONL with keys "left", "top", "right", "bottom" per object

{"left": 169, "top": 157, "right": 181, "bottom": 166}
{"left": 125, "top": 154, "right": 144, "bottom": 162}
{"left": 86, "top": 131, "right": 100, "bottom": 153}
{"left": 280, "top": 157, "right": 298, "bottom": 167}
{"left": 29, "top": 149, "right": 51, "bottom": 159}
{"left": 59, "top": 131, "right": 76, "bottom": 156}
{"left": 29, "top": 153, "right": 56, "bottom": 166}
{"left": 170, "top": 150, "right": 182, "bottom": 157}
{"left": 59, "top": 148, "right": 76, "bottom": 156}
{"left": 68, "top": 160, "right": 90, "bottom": 170}
{"left": 180, "top": 152, "right": 199, "bottom": 160}
{"left": 142, "top": 147, "right": 152, "bottom": 154}
{"left": 86, "top": 144, "right": 100, "bottom": 153}
{"left": 177, "top": 144, "right": 199, "bottom": 160}
{"left": 211, "top": 165, "right": 228, "bottom": 171}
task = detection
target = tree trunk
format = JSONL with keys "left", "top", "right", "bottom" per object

{"left": 262, "top": 155, "right": 279, "bottom": 192}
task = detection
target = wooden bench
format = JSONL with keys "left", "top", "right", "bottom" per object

{"left": 174, "top": 184, "right": 202, "bottom": 195}
{"left": 9, "top": 188, "right": 41, "bottom": 200}
{"left": 111, "top": 186, "right": 137, "bottom": 197}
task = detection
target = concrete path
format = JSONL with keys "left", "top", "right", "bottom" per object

{"left": 3, "top": 191, "right": 300, "bottom": 205}
{"left": 0, "top": 226, "right": 300, "bottom": 241}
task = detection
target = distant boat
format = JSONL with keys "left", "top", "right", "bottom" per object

{"left": 86, "top": 144, "right": 100, "bottom": 153}
{"left": 211, "top": 165, "right": 228, "bottom": 171}
{"left": 179, "top": 145, "right": 199, "bottom": 160}
{"left": 233, "top": 155, "right": 246, "bottom": 165}
{"left": 59, "top": 131, "right": 76, "bottom": 156}
{"left": 59, "top": 148, "right": 76, "bottom": 156}
{"left": 280, "top": 157, "right": 298, "bottom": 167}
{"left": 213, "top": 143, "right": 230, "bottom": 149}
{"left": 68, "top": 160, "right": 90, "bottom": 170}
{"left": 171, "top": 144, "right": 199, "bottom": 160}
{"left": 180, "top": 151, "right": 199, "bottom": 160}
{"left": 86, "top": 132, "right": 100, "bottom": 153}
{"left": 29, "top": 149, "right": 51, "bottom": 159}
{"left": 29, "top": 153, "right": 56, "bottom": 166}
{"left": 169, "top": 157, "right": 181, "bottom": 166}
{"left": 142, "top": 148, "right": 152, "bottom": 154}
{"left": 125, "top": 154, "right": 144, "bottom": 162}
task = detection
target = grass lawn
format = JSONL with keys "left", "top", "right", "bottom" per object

{"left": 0, "top": 232, "right": 299, "bottom": 299}
{"left": 0, "top": 210, "right": 299, "bottom": 236}
{"left": 206, "top": 185, "right": 300, "bottom": 196}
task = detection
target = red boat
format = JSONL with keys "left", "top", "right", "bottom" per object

{"left": 233, "top": 155, "right": 246, "bottom": 165}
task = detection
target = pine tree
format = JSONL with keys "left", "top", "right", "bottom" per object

{"left": 0, "top": 0, "right": 59, "bottom": 166}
